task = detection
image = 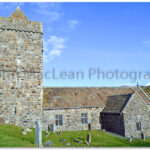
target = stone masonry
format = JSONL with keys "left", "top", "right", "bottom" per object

{"left": 101, "top": 89, "right": 150, "bottom": 138}
{"left": 43, "top": 107, "right": 103, "bottom": 131}
{"left": 0, "top": 7, "right": 43, "bottom": 127}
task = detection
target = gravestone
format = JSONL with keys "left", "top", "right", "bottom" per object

{"left": 60, "top": 139, "right": 66, "bottom": 143}
{"left": 87, "top": 133, "right": 91, "bottom": 143}
{"left": 88, "top": 123, "right": 91, "bottom": 131}
{"left": 45, "top": 140, "right": 52, "bottom": 147}
{"left": 35, "top": 121, "right": 42, "bottom": 147}
{"left": 50, "top": 124, "right": 56, "bottom": 133}
{"left": 129, "top": 135, "right": 133, "bottom": 142}
{"left": 48, "top": 124, "right": 50, "bottom": 131}
{"left": 46, "top": 131, "right": 50, "bottom": 137}
{"left": 141, "top": 132, "right": 145, "bottom": 141}
{"left": 66, "top": 142, "right": 70, "bottom": 146}
{"left": 59, "top": 130, "right": 62, "bottom": 135}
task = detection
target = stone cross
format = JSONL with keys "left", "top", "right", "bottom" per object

{"left": 35, "top": 121, "right": 42, "bottom": 147}
{"left": 87, "top": 133, "right": 91, "bottom": 143}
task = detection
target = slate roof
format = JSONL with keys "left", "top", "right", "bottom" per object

{"left": 101, "top": 94, "right": 133, "bottom": 114}
{"left": 101, "top": 87, "right": 150, "bottom": 114}
{"left": 43, "top": 87, "right": 135, "bottom": 109}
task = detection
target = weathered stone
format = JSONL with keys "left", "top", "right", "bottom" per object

{"left": 42, "top": 107, "right": 103, "bottom": 131}
{"left": 22, "top": 130, "right": 26, "bottom": 135}
{"left": 60, "top": 139, "right": 66, "bottom": 143}
{"left": 141, "top": 133, "right": 145, "bottom": 141}
{"left": 46, "top": 131, "right": 50, "bottom": 137}
{"left": 84, "top": 141, "right": 89, "bottom": 145}
{"left": 45, "top": 140, "right": 52, "bottom": 147}
{"left": 66, "top": 143, "right": 70, "bottom": 146}
{"left": 129, "top": 136, "right": 133, "bottom": 142}
{"left": 26, "top": 128, "right": 32, "bottom": 132}
{"left": 101, "top": 89, "right": 150, "bottom": 138}
{"left": 0, "top": 7, "right": 43, "bottom": 128}
{"left": 35, "top": 121, "right": 42, "bottom": 147}
{"left": 88, "top": 123, "right": 91, "bottom": 131}
{"left": 50, "top": 124, "right": 55, "bottom": 133}
{"left": 87, "top": 133, "right": 91, "bottom": 143}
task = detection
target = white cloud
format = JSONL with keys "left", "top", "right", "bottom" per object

{"left": 142, "top": 40, "right": 150, "bottom": 47}
{"left": 68, "top": 19, "right": 79, "bottom": 29}
{"left": 49, "top": 49, "right": 61, "bottom": 60}
{"left": 146, "top": 83, "right": 150, "bottom": 86}
{"left": 48, "top": 36, "right": 66, "bottom": 49}
{"left": 43, "top": 35, "right": 67, "bottom": 62}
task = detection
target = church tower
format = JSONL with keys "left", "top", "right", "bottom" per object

{"left": 0, "top": 6, "right": 43, "bottom": 127}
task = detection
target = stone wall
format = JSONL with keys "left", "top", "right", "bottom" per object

{"left": 0, "top": 16, "right": 43, "bottom": 127}
{"left": 100, "top": 113, "right": 125, "bottom": 136}
{"left": 123, "top": 93, "right": 150, "bottom": 138}
{"left": 42, "top": 107, "right": 103, "bottom": 131}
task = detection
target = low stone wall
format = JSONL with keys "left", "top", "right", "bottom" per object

{"left": 42, "top": 107, "right": 103, "bottom": 131}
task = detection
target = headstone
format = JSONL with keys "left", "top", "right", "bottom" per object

{"left": 78, "top": 140, "right": 82, "bottom": 143}
{"left": 22, "top": 131, "right": 26, "bottom": 135}
{"left": 88, "top": 123, "right": 91, "bottom": 131}
{"left": 35, "top": 121, "right": 42, "bottom": 147}
{"left": 73, "top": 138, "right": 77, "bottom": 142}
{"left": 60, "top": 139, "right": 66, "bottom": 143}
{"left": 141, "top": 132, "right": 145, "bottom": 141}
{"left": 87, "top": 133, "right": 91, "bottom": 143}
{"left": 26, "top": 128, "right": 32, "bottom": 132}
{"left": 129, "top": 135, "right": 133, "bottom": 142}
{"left": 66, "top": 143, "right": 70, "bottom": 146}
{"left": 85, "top": 141, "right": 89, "bottom": 145}
{"left": 48, "top": 124, "right": 50, "bottom": 131}
{"left": 46, "top": 131, "right": 50, "bottom": 137}
{"left": 59, "top": 130, "right": 62, "bottom": 135}
{"left": 45, "top": 140, "right": 52, "bottom": 147}
{"left": 50, "top": 124, "right": 55, "bottom": 133}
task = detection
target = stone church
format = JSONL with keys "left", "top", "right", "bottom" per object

{"left": 0, "top": 7, "right": 150, "bottom": 138}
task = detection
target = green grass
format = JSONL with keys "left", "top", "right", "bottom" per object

{"left": 1, "top": 125, "right": 150, "bottom": 147}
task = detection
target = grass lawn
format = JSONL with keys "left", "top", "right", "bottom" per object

{"left": 1, "top": 125, "right": 150, "bottom": 147}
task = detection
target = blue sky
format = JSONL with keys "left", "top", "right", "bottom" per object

{"left": 0, "top": 2, "right": 150, "bottom": 87}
